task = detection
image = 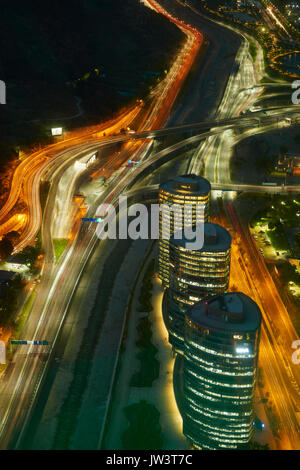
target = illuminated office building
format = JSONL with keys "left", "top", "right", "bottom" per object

{"left": 183, "top": 292, "right": 261, "bottom": 450}
{"left": 168, "top": 223, "right": 231, "bottom": 353}
{"left": 158, "top": 174, "right": 211, "bottom": 287}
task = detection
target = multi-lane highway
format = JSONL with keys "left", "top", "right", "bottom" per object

{"left": 0, "top": 0, "right": 206, "bottom": 448}
{"left": 2, "top": 101, "right": 299, "bottom": 251}
{"left": 0, "top": 0, "right": 300, "bottom": 451}
{"left": 225, "top": 202, "right": 300, "bottom": 449}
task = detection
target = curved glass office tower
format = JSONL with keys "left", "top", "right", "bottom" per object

{"left": 158, "top": 174, "right": 210, "bottom": 287}
{"left": 183, "top": 292, "right": 261, "bottom": 450}
{"left": 168, "top": 223, "right": 231, "bottom": 353}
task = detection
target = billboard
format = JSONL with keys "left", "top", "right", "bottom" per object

{"left": 51, "top": 127, "right": 63, "bottom": 136}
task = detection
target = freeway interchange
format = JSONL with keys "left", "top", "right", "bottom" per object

{"left": 0, "top": 0, "right": 300, "bottom": 450}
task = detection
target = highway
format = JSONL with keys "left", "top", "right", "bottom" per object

{"left": 1, "top": 0, "right": 299, "bottom": 249}
{"left": 0, "top": 0, "right": 206, "bottom": 449}
{"left": 3, "top": 100, "right": 299, "bottom": 250}
{"left": 0, "top": 0, "right": 300, "bottom": 451}
{"left": 133, "top": 0, "right": 300, "bottom": 450}
{"left": 225, "top": 203, "right": 300, "bottom": 449}
{"left": 182, "top": 0, "right": 300, "bottom": 447}
{"left": 0, "top": 105, "right": 143, "bottom": 223}
{"left": 0, "top": 105, "right": 144, "bottom": 251}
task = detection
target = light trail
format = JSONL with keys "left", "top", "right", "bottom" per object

{"left": 266, "top": 6, "right": 290, "bottom": 36}
{"left": 1, "top": 0, "right": 300, "bottom": 450}
{"left": 0, "top": 0, "right": 205, "bottom": 448}
{"left": 226, "top": 201, "right": 300, "bottom": 448}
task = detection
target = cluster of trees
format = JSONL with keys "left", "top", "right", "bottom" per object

{"left": 248, "top": 441, "right": 270, "bottom": 450}
{"left": 0, "top": 235, "right": 41, "bottom": 278}
{"left": 278, "top": 263, "right": 300, "bottom": 286}
{"left": 0, "top": 274, "right": 26, "bottom": 327}
{"left": 0, "top": 231, "right": 22, "bottom": 261}
{"left": 136, "top": 260, "right": 155, "bottom": 313}
{"left": 294, "top": 233, "right": 300, "bottom": 254}
{"left": 131, "top": 259, "right": 159, "bottom": 387}
{"left": 121, "top": 400, "right": 163, "bottom": 450}
{"left": 0, "top": 235, "right": 14, "bottom": 261}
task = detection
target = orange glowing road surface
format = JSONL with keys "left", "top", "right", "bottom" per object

{"left": 225, "top": 203, "right": 300, "bottom": 450}
{"left": 3, "top": 0, "right": 299, "bottom": 452}
{"left": 0, "top": 0, "right": 203, "bottom": 252}
{"left": 0, "top": 104, "right": 143, "bottom": 251}
{"left": 0, "top": 214, "right": 26, "bottom": 240}
{"left": 0, "top": 0, "right": 205, "bottom": 449}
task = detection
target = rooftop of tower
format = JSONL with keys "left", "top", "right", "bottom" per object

{"left": 159, "top": 174, "right": 211, "bottom": 196}
{"left": 170, "top": 222, "right": 231, "bottom": 252}
{"left": 187, "top": 292, "right": 261, "bottom": 332}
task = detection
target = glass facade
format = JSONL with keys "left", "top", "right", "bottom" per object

{"left": 183, "top": 293, "right": 261, "bottom": 450}
{"left": 158, "top": 175, "right": 210, "bottom": 287}
{"left": 168, "top": 223, "right": 231, "bottom": 354}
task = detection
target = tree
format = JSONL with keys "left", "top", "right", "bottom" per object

{"left": 280, "top": 145, "right": 288, "bottom": 155}
{"left": 5, "top": 231, "right": 20, "bottom": 245}
{"left": 21, "top": 245, "right": 38, "bottom": 265}
{"left": 248, "top": 441, "right": 270, "bottom": 450}
{"left": 0, "top": 236, "right": 13, "bottom": 261}
{"left": 11, "top": 274, "right": 26, "bottom": 290}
